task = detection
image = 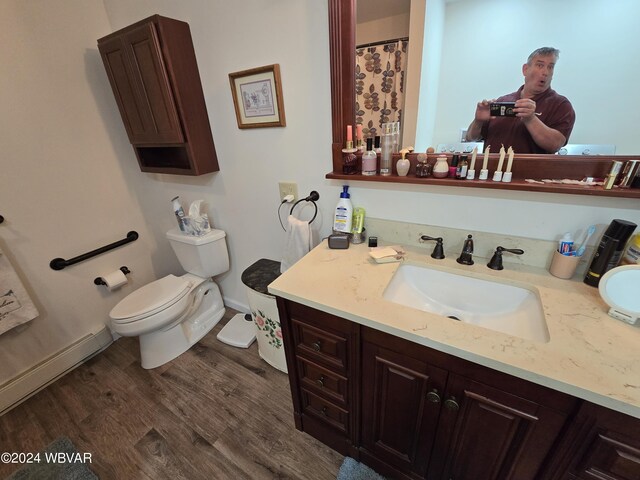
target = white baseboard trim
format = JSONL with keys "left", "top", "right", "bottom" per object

{"left": 223, "top": 296, "right": 249, "bottom": 314}
{"left": 0, "top": 327, "right": 113, "bottom": 416}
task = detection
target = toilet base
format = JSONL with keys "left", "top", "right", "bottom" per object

{"left": 139, "top": 281, "right": 225, "bottom": 369}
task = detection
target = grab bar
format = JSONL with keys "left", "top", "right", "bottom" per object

{"left": 50, "top": 231, "right": 139, "bottom": 270}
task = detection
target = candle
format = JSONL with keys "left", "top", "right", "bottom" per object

{"left": 356, "top": 124, "right": 363, "bottom": 141}
{"left": 346, "top": 125, "right": 353, "bottom": 142}
{"left": 506, "top": 147, "right": 514, "bottom": 173}
{"left": 482, "top": 145, "right": 490, "bottom": 170}
{"left": 470, "top": 146, "right": 477, "bottom": 170}
{"left": 496, "top": 145, "right": 505, "bottom": 172}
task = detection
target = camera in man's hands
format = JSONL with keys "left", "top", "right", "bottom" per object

{"left": 490, "top": 102, "right": 516, "bottom": 117}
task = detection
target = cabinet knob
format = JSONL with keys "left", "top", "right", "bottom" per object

{"left": 444, "top": 396, "right": 460, "bottom": 411}
{"left": 316, "top": 375, "right": 325, "bottom": 388}
{"left": 312, "top": 341, "right": 322, "bottom": 352}
{"left": 321, "top": 406, "right": 328, "bottom": 416}
{"left": 426, "top": 389, "right": 441, "bottom": 403}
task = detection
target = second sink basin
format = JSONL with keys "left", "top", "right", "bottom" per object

{"left": 383, "top": 264, "right": 549, "bottom": 343}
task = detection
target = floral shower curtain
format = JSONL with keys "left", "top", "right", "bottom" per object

{"left": 355, "top": 39, "right": 409, "bottom": 139}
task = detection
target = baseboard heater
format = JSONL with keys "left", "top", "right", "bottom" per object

{"left": 0, "top": 328, "right": 113, "bottom": 415}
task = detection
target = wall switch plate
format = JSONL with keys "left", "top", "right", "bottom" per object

{"left": 278, "top": 182, "right": 298, "bottom": 202}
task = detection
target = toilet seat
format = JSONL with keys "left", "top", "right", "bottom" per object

{"left": 110, "top": 274, "right": 192, "bottom": 324}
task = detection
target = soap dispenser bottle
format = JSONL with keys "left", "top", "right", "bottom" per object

{"left": 333, "top": 186, "right": 354, "bottom": 233}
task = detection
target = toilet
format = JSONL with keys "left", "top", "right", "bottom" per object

{"left": 109, "top": 228, "right": 229, "bottom": 369}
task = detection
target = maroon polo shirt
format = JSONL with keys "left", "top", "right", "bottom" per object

{"left": 481, "top": 86, "right": 575, "bottom": 154}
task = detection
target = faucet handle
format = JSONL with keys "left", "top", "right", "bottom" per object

{"left": 420, "top": 235, "right": 445, "bottom": 259}
{"left": 487, "top": 246, "right": 524, "bottom": 270}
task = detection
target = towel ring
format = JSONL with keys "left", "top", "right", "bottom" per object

{"left": 290, "top": 190, "right": 320, "bottom": 224}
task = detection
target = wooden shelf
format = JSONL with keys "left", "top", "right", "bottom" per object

{"left": 328, "top": 148, "right": 640, "bottom": 199}
{"left": 326, "top": 171, "right": 640, "bottom": 198}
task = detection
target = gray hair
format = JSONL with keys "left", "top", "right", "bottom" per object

{"left": 527, "top": 47, "right": 560, "bottom": 64}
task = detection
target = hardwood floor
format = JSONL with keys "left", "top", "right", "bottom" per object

{"left": 0, "top": 309, "right": 344, "bottom": 479}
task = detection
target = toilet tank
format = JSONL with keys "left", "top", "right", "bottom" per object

{"left": 166, "top": 228, "right": 229, "bottom": 278}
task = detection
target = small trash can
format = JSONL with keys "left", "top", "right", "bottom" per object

{"left": 241, "top": 259, "right": 287, "bottom": 373}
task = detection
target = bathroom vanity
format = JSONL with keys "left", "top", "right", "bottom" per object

{"left": 269, "top": 242, "right": 640, "bottom": 480}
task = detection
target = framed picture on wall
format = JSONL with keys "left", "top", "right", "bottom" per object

{"left": 228, "top": 64, "right": 286, "bottom": 128}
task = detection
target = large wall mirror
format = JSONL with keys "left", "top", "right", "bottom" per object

{"left": 355, "top": 0, "right": 640, "bottom": 155}
{"left": 327, "top": 0, "right": 640, "bottom": 198}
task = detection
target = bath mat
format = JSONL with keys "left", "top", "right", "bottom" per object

{"left": 6, "top": 436, "right": 98, "bottom": 480}
{"left": 337, "top": 457, "right": 386, "bottom": 480}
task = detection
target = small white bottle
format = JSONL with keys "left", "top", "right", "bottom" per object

{"left": 333, "top": 186, "right": 353, "bottom": 233}
{"left": 362, "top": 137, "right": 377, "bottom": 176}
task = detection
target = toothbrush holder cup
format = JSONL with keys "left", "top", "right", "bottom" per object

{"left": 549, "top": 250, "right": 580, "bottom": 279}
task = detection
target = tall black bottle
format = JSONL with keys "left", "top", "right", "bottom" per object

{"left": 584, "top": 219, "right": 637, "bottom": 287}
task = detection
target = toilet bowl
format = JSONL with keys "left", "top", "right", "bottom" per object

{"left": 109, "top": 228, "right": 229, "bottom": 369}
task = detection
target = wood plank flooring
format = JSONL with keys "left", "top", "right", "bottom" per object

{"left": 0, "top": 309, "right": 344, "bottom": 479}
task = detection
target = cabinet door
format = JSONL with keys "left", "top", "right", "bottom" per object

{"left": 361, "top": 340, "right": 448, "bottom": 478}
{"left": 544, "top": 402, "right": 640, "bottom": 480}
{"left": 99, "top": 22, "right": 184, "bottom": 144}
{"left": 428, "top": 374, "right": 570, "bottom": 480}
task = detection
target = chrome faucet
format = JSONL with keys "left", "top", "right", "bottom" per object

{"left": 456, "top": 234, "right": 474, "bottom": 265}
{"left": 419, "top": 235, "right": 445, "bottom": 259}
{"left": 487, "top": 246, "right": 524, "bottom": 270}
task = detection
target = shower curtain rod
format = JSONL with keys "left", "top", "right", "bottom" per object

{"left": 356, "top": 36, "right": 409, "bottom": 49}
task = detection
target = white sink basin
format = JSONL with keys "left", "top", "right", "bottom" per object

{"left": 383, "top": 264, "right": 549, "bottom": 343}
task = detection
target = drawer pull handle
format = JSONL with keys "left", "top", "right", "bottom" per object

{"left": 426, "top": 389, "right": 441, "bottom": 403}
{"left": 321, "top": 406, "right": 328, "bottom": 416}
{"left": 312, "top": 341, "right": 322, "bottom": 351}
{"left": 444, "top": 396, "right": 460, "bottom": 412}
{"left": 317, "top": 376, "right": 325, "bottom": 388}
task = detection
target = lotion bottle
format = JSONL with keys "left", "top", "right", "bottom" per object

{"left": 333, "top": 186, "right": 353, "bottom": 233}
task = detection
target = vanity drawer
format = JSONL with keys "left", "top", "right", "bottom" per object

{"left": 291, "top": 318, "right": 349, "bottom": 372}
{"left": 301, "top": 388, "right": 350, "bottom": 434}
{"left": 297, "top": 356, "right": 349, "bottom": 405}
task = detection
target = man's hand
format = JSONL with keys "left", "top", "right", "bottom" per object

{"left": 515, "top": 98, "right": 537, "bottom": 121}
{"left": 474, "top": 99, "right": 495, "bottom": 122}
{"left": 466, "top": 99, "right": 495, "bottom": 141}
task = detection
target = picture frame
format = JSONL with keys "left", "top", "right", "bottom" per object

{"left": 228, "top": 64, "right": 286, "bottom": 129}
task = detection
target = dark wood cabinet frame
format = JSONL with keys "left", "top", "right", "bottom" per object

{"left": 326, "top": 0, "right": 640, "bottom": 199}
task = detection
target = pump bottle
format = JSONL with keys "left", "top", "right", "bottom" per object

{"left": 333, "top": 186, "right": 354, "bottom": 233}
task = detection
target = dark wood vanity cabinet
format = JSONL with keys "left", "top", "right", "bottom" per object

{"left": 542, "top": 402, "right": 640, "bottom": 480}
{"left": 277, "top": 298, "right": 640, "bottom": 480}
{"left": 360, "top": 327, "right": 574, "bottom": 480}
{"left": 98, "top": 15, "right": 219, "bottom": 175}
{"left": 278, "top": 299, "right": 360, "bottom": 457}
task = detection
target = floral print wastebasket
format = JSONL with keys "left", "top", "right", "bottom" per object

{"left": 246, "top": 286, "right": 287, "bottom": 373}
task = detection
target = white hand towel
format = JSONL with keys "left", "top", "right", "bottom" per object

{"left": 281, "top": 215, "right": 312, "bottom": 273}
{"left": 0, "top": 248, "right": 39, "bottom": 335}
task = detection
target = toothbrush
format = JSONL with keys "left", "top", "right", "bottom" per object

{"left": 575, "top": 225, "right": 596, "bottom": 257}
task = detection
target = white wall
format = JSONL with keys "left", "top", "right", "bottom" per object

{"left": 0, "top": 0, "right": 161, "bottom": 381}
{"left": 429, "top": 0, "right": 640, "bottom": 153}
{"left": 1, "top": 0, "right": 638, "bottom": 389}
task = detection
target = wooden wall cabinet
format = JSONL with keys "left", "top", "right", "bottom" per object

{"left": 98, "top": 15, "right": 219, "bottom": 176}
{"left": 277, "top": 298, "right": 640, "bottom": 480}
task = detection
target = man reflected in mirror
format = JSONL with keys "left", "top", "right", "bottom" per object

{"left": 465, "top": 47, "right": 575, "bottom": 154}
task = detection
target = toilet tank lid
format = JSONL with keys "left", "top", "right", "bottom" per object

{"left": 166, "top": 228, "right": 226, "bottom": 245}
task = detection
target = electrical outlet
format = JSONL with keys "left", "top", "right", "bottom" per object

{"left": 278, "top": 182, "right": 298, "bottom": 202}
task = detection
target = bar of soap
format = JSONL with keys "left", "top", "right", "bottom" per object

{"left": 369, "top": 246, "right": 399, "bottom": 259}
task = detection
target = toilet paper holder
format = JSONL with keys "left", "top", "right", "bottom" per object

{"left": 94, "top": 266, "right": 130, "bottom": 286}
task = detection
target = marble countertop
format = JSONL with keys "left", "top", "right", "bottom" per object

{"left": 268, "top": 241, "right": 640, "bottom": 418}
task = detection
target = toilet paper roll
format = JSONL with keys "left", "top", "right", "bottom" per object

{"left": 102, "top": 269, "right": 128, "bottom": 291}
